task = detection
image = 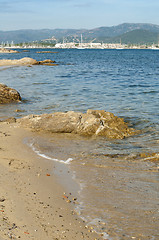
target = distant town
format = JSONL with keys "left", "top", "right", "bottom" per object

{"left": 54, "top": 42, "right": 159, "bottom": 49}
{"left": 0, "top": 35, "right": 159, "bottom": 50}
{"left": 1, "top": 23, "right": 159, "bottom": 49}
{"left": 0, "top": 41, "right": 159, "bottom": 50}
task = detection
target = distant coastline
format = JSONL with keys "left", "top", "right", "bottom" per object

{"left": 1, "top": 23, "right": 159, "bottom": 48}
{"left": 1, "top": 23, "right": 159, "bottom": 51}
{"left": 0, "top": 43, "right": 159, "bottom": 50}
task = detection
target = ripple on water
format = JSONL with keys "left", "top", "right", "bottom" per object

{"left": 0, "top": 49, "right": 159, "bottom": 239}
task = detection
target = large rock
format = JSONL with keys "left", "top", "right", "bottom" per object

{"left": 0, "top": 57, "right": 57, "bottom": 66}
{"left": 18, "top": 110, "right": 139, "bottom": 139}
{"left": 0, "top": 84, "right": 21, "bottom": 103}
{"left": 0, "top": 57, "right": 37, "bottom": 66}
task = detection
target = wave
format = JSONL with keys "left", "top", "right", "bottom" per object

{"left": 29, "top": 141, "right": 73, "bottom": 165}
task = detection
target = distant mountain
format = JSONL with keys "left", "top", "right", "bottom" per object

{"left": 108, "top": 29, "right": 159, "bottom": 45}
{"left": 0, "top": 23, "right": 159, "bottom": 44}
{"left": 93, "top": 23, "right": 159, "bottom": 37}
{"left": 0, "top": 29, "right": 56, "bottom": 43}
{"left": 82, "top": 23, "right": 159, "bottom": 44}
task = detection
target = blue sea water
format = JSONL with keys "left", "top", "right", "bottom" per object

{"left": 0, "top": 49, "right": 159, "bottom": 122}
{"left": 0, "top": 49, "right": 159, "bottom": 239}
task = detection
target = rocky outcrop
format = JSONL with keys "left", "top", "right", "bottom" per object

{"left": 0, "top": 84, "right": 21, "bottom": 103}
{"left": 18, "top": 110, "right": 139, "bottom": 139}
{"left": 0, "top": 57, "right": 57, "bottom": 66}
{"left": 0, "top": 48, "right": 19, "bottom": 53}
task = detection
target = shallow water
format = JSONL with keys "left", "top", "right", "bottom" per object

{"left": 27, "top": 133, "right": 159, "bottom": 240}
{"left": 1, "top": 49, "right": 159, "bottom": 239}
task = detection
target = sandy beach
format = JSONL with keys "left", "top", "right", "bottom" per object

{"left": 0, "top": 121, "right": 102, "bottom": 240}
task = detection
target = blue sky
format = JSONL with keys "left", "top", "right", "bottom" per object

{"left": 0, "top": 0, "right": 159, "bottom": 30}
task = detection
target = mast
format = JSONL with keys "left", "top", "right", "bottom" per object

{"left": 81, "top": 34, "right": 83, "bottom": 44}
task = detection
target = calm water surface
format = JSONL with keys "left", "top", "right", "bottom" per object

{"left": 0, "top": 49, "right": 159, "bottom": 239}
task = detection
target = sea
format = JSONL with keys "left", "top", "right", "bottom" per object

{"left": 0, "top": 49, "right": 159, "bottom": 239}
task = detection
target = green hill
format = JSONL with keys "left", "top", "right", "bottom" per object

{"left": 1, "top": 23, "right": 159, "bottom": 44}
{"left": 106, "top": 29, "right": 159, "bottom": 45}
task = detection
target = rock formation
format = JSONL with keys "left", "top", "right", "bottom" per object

{"left": 0, "top": 48, "right": 19, "bottom": 53}
{"left": 18, "top": 110, "right": 139, "bottom": 139}
{"left": 0, "top": 57, "right": 57, "bottom": 66}
{"left": 0, "top": 84, "right": 21, "bottom": 103}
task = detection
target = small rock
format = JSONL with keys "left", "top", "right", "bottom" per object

{"left": 0, "top": 83, "right": 21, "bottom": 104}
{"left": 0, "top": 198, "right": 5, "bottom": 202}
{"left": 0, "top": 48, "right": 18, "bottom": 53}
{"left": 0, "top": 57, "right": 57, "bottom": 66}
{"left": 15, "top": 109, "right": 25, "bottom": 113}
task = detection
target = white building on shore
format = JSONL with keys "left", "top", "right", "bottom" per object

{"left": 55, "top": 42, "right": 126, "bottom": 49}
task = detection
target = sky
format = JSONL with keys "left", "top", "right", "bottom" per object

{"left": 0, "top": 0, "right": 159, "bottom": 31}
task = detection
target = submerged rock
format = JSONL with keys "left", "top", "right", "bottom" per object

{"left": 0, "top": 84, "right": 21, "bottom": 103}
{"left": 36, "top": 51, "right": 58, "bottom": 53}
{"left": 18, "top": 110, "right": 139, "bottom": 139}
{"left": 0, "top": 57, "right": 57, "bottom": 66}
{"left": 34, "top": 59, "right": 58, "bottom": 66}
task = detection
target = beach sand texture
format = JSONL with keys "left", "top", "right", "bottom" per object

{"left": 0, "top": 122, "right": 101, "bottom": 240}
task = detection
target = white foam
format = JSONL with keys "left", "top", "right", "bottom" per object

{"left": 29, "top": 142, "right": 73, "bottom": 165}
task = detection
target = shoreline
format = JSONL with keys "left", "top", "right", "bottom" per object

{"left": 1, "top": 46, "right": 159, "bottom": 50}
{"left": 0, "top": 122, "right": 102, "bottom": 240}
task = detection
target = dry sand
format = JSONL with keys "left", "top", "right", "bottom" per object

{"left": 0, "top": 122, "right": 102, "bottom": 240}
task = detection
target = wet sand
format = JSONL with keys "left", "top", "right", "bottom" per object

{"left": 0, "top": 122, "right": 101, "bottom": 240}
{"left": 31, "top": 133, "right": 159, "bottom": 240}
